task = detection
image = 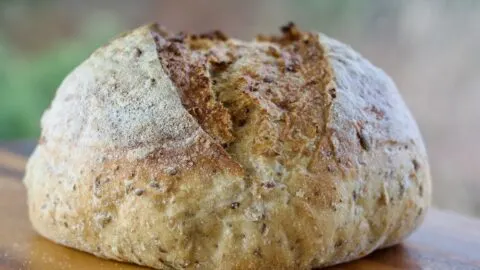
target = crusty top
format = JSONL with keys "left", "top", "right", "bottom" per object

{"left": 40, "top": 22, "right": 425, "bottom": 175}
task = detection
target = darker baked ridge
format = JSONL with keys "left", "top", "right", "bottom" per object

{"left": 149, "top": 22, "right": 338, "bottom": 178}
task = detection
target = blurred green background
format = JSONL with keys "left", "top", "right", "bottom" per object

{"left": 1, "top": 0, "right": 480, "bottom": 217}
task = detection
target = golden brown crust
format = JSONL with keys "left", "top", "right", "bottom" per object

{"left": 24, "top": 23, "right": 431, "bottom": 269}
{"left": 153, "top": 29, "right": 235, "bottom": 146}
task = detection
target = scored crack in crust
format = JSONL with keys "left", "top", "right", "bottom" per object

{"left": 152, "top": 22, "right": 338, "bottom": 193}
{"left": 23, "top": 23, "right": 431, "bottom": 269}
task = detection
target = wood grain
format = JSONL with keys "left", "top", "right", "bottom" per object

{"left": 0, "top": 142, "right": 479, "bottom": 270}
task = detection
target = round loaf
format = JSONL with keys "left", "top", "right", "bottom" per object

{"left": 24, "top": 23, "right": 431, "bottom": 269}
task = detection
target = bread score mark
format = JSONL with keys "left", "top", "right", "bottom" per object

{"left": 152, "top": 24, "right": 344, "bottom": 211}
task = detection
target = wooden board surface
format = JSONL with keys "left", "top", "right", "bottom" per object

{"left": 1, "top": 141, "right": 480, "bottom": 270}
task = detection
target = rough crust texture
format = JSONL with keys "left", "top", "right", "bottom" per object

{"left": 24, "top": 23, "right": 431, "bottom": 269}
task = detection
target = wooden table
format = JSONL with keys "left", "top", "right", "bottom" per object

{"left": 1, "top": 141, "right": 479, "bottom": 270}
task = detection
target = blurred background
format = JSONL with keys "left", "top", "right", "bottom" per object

{"left": 1, "top": 0, "right": 479, "bottom": 217}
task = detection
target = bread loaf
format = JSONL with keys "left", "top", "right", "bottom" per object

{"left": 24, "top": 23, "right": 431, "bottom": 269}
